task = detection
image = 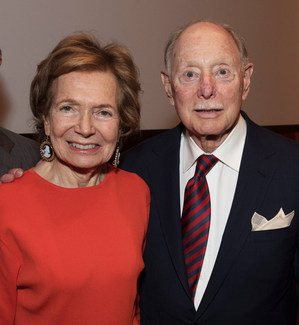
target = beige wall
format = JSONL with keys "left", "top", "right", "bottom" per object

{"left": 0, "top": 0, "right": 298, "bottom": 133}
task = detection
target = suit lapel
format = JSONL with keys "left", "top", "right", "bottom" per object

{"left": 195, "top": 113, "right": 278, "bottom": 320}
{"left": 0, "top": 128, "right": 15, "bottom": 152}
{"left": 146, "top": 124, "right": 192, "bottom": 298}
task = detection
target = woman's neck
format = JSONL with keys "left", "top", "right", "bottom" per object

{"left": 33, "top": 159, "right": 108, "bottom": 188}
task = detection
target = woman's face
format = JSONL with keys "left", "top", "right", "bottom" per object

{"left": 44, "top": 70, "right": 120, "bottom": 170}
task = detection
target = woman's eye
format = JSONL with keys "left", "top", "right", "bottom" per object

{"left": 100, "top": 110, "right": 112, "bottom": 116}
{"left": 60, "top": 106, "right": 72, "bottom": 111}
{"left": 96, "top": 109, "right": 115, "bottom": 120}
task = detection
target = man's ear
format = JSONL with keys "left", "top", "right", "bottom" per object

{"left": 161, "top": 70, "right": 175, "bottom": 106}
{"left": 242, "top": 63, "right": 254, "bottom": 100}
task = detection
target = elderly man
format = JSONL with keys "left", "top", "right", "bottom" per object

{"left": 121, "top": 21, "right": 299, "bottom": 324}
{"left": 0, "top": 49, "right": 40, "bottom": 177}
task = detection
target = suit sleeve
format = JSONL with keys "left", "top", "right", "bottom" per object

{"left": 295, "top": 239, "right": 299, "bottom": 305}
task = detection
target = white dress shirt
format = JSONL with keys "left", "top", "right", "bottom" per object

{"left": 179, "top": 115, "right": 247, "bottom": 310}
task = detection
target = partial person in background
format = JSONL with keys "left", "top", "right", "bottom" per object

{"left": 0, "top": 48, "right": 40, "bottom": 176}
{"left": 0, "top": 33, "right": 150, "bottom": 325}
{"left": 121, "top": 20, "right": 299, "bottom": 324}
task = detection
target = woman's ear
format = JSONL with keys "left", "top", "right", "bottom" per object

{"left": 43, "top": 115, "right": 50, "bottom": 136}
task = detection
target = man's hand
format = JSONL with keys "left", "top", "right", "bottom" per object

{"left": 0, "top": 168, "right": 24, "bottom": 185}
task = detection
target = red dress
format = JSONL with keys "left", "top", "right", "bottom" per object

{"left": 0, "top": 165, "right": 150, "bottom": 325}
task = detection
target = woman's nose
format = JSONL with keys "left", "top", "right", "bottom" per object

{"left": 75, "top": 113, "right": 95, "bottom": 137}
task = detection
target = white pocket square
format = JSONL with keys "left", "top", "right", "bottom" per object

{"left": 251, "top": 208, "right": 294, "bottom": 231}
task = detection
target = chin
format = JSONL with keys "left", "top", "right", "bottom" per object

{"left": 67, "top": 160, "right": 104, "bottom": 170}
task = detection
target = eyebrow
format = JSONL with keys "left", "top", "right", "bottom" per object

{"left": 184, "top": 59, "right": 231, "bottom": 67}
{"left": 56, "top": 99, "right": 116, "bottom": 109}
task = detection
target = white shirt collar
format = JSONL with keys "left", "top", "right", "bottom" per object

{"left": 181, "top": 114, "right": 247, "bottom": 174}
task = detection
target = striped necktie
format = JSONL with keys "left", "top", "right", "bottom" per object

{"left": 181, "top": 154, "right": 218, "bottom": 300}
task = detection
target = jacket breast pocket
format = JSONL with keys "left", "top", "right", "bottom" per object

{"left": 248, "top": 225, "right": 294, "bottom": 242}
{"left": 241, "top": 226, "right": 297, "bottom": 281}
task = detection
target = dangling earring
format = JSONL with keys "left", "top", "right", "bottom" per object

{"left": 112, "top": 142, "right": 120, "bottom": 167}
{"left": 40, "top": 136, "right": 55, "bottom": 162}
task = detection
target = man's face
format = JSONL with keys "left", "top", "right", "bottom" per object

{"left": 161, "top": 22, "right": 253, "bottom": 149}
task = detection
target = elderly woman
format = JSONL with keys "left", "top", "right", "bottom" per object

{"left": 0, "top": 33, "right": 150, "bottom": 325}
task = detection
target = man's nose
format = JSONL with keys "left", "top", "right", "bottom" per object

{"left": 197, "top": 73, "right": 216, "bottom": 99}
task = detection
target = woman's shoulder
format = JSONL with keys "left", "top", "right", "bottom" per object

{"left": 0, "top": 169, "right": 42, "bottom": 225}
{"left": 0, "top": 169, "right": 41, "bottom": 197}
{"left": 108, "top": 165, "right": 150, "bottom": 201}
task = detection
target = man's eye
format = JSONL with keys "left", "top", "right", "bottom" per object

{"left": 186, "top": 71, "right": 195, "bottom": 78}
{"left": 219, "top": 69, "right": 228, "bottom": 75}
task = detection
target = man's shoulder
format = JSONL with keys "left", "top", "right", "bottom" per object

{"left": 247, "top": 118, "right": 299, "bottom": 151}
{"left": 0, "top": 127, "right": 38, "bottom": 150}
{"left": 120, "top": 124, "right": 182, "bottom": 170}
{"left": 243, "top": 111, "right": 299, "bottom": 155}
{"left": 0, "top": 127, "right": 40, "bottom": 173}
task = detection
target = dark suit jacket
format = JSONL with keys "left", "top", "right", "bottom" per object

{"left": 0, "top": 127, "right": 40, "bottom": 177}
{"left": 120, "top": 111, "right": 299, "bottom": 325}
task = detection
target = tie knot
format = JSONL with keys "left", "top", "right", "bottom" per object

{"left": 195, "top": 155, "right": 218, "bottom": 178}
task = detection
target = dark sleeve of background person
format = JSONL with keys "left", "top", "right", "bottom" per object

{"left": 0, "top": 126, "right": 40, "bottom": 177}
